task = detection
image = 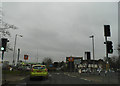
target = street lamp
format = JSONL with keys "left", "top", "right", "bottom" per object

{"left": 12, "top": 34, "right": 23, "bottom": 65}
{"left": 89, "top": 35, "right": 95, "bottom": 60}
{"left": 89, "top": 35, "right": 95, "bottom": 72}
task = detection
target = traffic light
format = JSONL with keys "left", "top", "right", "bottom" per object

{"left": 1, "top": 38, "right": 9, "bottom": 51}
{"left": 107, "top": 41, "right": 113, "bottom": 53}
{"left": 104, "top": 25, "right": 111, "bottom": 37}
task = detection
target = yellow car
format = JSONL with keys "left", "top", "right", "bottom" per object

{"left": 30, "top": 65, "right": 48, "bottom": 80}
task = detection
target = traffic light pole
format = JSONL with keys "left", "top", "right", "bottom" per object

{"left": 17, "top": 49, "right": 20, "bottom": 63}
{"left": 2, "top": 51, "right": 4, "bottom": 62}
{"left": 0, "top": 38, "right": 9, "bottom": 86}
{"left": 105, "top": 36, "right": 109, "bottom": 73}
{"left": 1, "top": 51, "right": 7, "bottom": 85}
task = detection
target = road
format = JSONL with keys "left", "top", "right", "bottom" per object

{"left": 14, "top": 72, "right": 95, "bottom": 86}
{"left": 5, "top": 71, "right": 120, "bottom": 86}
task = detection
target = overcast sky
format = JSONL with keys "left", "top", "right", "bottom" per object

{"left": 1, "top": 2, "right": 118, "bottom": 64}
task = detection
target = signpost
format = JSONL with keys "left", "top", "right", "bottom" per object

{"left": 68, "top": 57, "right": 74, "bottom": 72}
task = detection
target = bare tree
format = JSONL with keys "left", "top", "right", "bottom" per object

{"left": 0, "top": 21, "right": 18, "bottom": 37}
{"left": 118, "top": 44, "right": 120, "bottom": 57}
{"left": 42, "top": 57, "right": 53, "bottom": 65}
{"left": 0, "top": 22, "right": 18, "bottom": 51}
{"left": 108, "top": 56, "right": 118, "bottom": 70}
{"left": 117, "top": 44, "right": 120, "bottom": 69}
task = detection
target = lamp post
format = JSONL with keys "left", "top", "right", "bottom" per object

{"left": 89, "top": 35, "right": 95, "bottom": 72}
{"left": 12, "top": 34, "right": 23, "bottom": 65}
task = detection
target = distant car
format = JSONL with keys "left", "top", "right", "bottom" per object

{"left": 30, "top": 65, "right": 48, "bottom": 80}
{"left": 56, "top": 67, "right": 61, "bottom": 71}
{"left": 81, "top": 69, "right": 87, "bottom": 73}
{"left": 117, "top": 69, "right": 120, "bottom": 72}
{"left": 26, "top": 66, "right": 31, "bottom": 71}
{"left": 109, "top": 69, "right": 115, "bottom": 72}
{"left": 97, "top": 68, "right": 102, "bottom": 72}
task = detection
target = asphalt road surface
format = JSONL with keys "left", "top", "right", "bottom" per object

{"left": 15, "top": 72, "right": 96, "bottom": 86}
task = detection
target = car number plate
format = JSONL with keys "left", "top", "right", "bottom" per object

{"left": 37, "top": 71, "right": 42, "bottom": 72}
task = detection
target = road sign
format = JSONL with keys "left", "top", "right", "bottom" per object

{"left": 74, "top": 59, "right": 81, "bottom": 64}
{"left": 24, "top": 55, "right": 28, "bottom": 60}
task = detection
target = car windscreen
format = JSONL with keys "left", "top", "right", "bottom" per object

{"left": 33, "top": 66, "right": 46, "bottom": 69}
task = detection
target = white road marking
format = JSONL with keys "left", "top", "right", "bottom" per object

{"left": 16, "top": 83, "right": 26, "bottom": 86}
{"left": 56, "top": 73, "right": 60, "bottom": 75}
{"left": 20, "top": 78, "right": 25, "bottom": 80}
{"left": 19, "top": 75, "right": 30, "bottom": 80}
{"left": 64, "top": 72, "right": 91, "bottom": 81}
{"left": 67, "top": 74, "right": 70, "bottom": 76}
{"left": 80, "top": 78, "right": 91, "bottom": 82}
{"left": 71, "top": 76, "right": 76, "bottom": 77}
{"left": 55, "top": 73, "right": 60, "bottom": 75}
{"left": 49, "top": 74, "right": 52, "bottom": 77}
{"left": 64, "top": 73, "right": 68, "bottom": 75}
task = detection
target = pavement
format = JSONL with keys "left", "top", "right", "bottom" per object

{"left": 2, "top": 70, "right": 29, "bottom": 85}
{"left": 0, "top": 65, "right": 2, "bottom": 86}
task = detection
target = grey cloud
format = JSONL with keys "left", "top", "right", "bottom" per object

{"left": 2, "top": 2, "right": 118, "bottom": 63}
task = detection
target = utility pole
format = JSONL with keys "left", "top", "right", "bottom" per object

{"left": 36, "top": 49, "right": 38, "bottom": 63}
{"left": 17, "top": 48, "right": 20, "bottom": 64}
{"left": 1, "top": 51, "right": 4, "bottom": 63}
{"left": 105, "top": 36, "right": 109, "bottom": 73}
{"left": 13, "top": 34, "right": 17, "bottom": 65}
